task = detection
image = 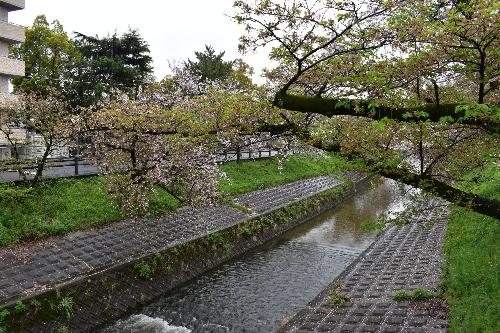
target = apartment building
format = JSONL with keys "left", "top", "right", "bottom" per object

{"left": 0, "top": 0, "right": 25, "bottom": 159}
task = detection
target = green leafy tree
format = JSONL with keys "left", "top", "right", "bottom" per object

{"left": 10, "top": 15, "right": 80, "bottom": 98}
{"left": 184, "top": 45, "right": 234, "bottom": 82}
{"left": 71, "top": 29, "right": 154, "bottom": 107}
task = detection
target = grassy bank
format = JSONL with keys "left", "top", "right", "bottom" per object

{"left": 0, "top": 153, "right": 355, "bottom": 247}
{"left": 444, "top": 163, "right": 499, "bottom": 333}
{"left": 219, "top": 152, "right": 354, "bottom": 195}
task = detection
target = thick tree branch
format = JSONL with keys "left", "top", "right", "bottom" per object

{"left": 378, "top": 167, "right": 500, "bottom": 220}
{"left": 274, "top": 92, "right": 500, "bottom": 133}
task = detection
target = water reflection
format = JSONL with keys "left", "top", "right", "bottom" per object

{"left": 285, "top": 178, "right": 410, "bottom": 249}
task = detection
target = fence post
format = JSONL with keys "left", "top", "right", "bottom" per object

{"left": 74, "top": 154, "right": 80, "bottom": 176}
{"left": 237, "top": 146, "right": 241, "bottom": 164}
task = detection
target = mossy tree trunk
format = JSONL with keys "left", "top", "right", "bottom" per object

{"left": 273, "top": 92, "right": 499, "bottom": 134}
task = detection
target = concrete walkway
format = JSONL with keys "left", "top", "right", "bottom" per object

{"left": 0, "top": 151, "right": 278, "bottom": 183}
{"left": 0, "top": 175, "right": 343, "bottom": 306}
{"left": 277, "top": 201, "right": 449, "bottom": 333}
{"left": 0, "top": 162, "right": 98, "bottom": 182}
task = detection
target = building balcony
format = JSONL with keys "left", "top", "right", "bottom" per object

{"left": 0, "top": 20, "right": 24, "bottom": 44}
{"left": 0, "top": 56, "right": 24, "bottom": 77}
{"left": 0, "top": 0, "right": 25, "bottom": 11}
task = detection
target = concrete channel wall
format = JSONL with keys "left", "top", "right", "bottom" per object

{"left": 1, "top": 174, "right": 372, "bottom": 333}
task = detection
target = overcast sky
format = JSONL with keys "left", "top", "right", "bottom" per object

{"left": 10, "top": 0, "right": 272, "bottom": 83}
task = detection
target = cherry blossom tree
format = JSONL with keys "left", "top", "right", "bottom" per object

{"left": 233, "top": 0, "right": 500, "bottom": 219}
{"left": 77, "top": 67, "right": 287, "bottom": 215}
{"left": 391, "top": 0, "right": 499, "bottom": 104}
{"left": 0, "top": 92, "right": 71, "bottom": 184}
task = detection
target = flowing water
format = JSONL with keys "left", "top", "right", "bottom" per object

{"left": 103, "top": 178, "right": 411, "bottom": 333}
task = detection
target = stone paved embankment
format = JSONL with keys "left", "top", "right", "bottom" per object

{"left": 0, "top": 175, "right": 343, "bottom": 307}
{"left": 277, "top": 203, "right": 449, "bottom": 333}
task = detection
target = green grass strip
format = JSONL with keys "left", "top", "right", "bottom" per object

{"left": 0, "top": 153, "right": 357, "bottom": 247}
{"left": 443, "top": 163, "right": 499, "bottom": 333}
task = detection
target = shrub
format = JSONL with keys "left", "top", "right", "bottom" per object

{"left": 393, "top": 288, "right": 436, "bottom": 301}
{"left": 55, "top": 324, "right": 70, "bottom": 333}
{"left": 30, "top": 299, "right": 42, "bottom": 309}
{"left": 328, "top": 291, "right": 349, "bottom": 308}
{"left": 14, "top": 301, "right": 26, "bottom": 314}
{"left": 393, "top": 290, "right": 409, "bottom": 301}
{"left": 57, "top": 297, "right": 74, "bottom": 319}
{"left": 411, "top": 288, "right": 435, "bottom": 300}
{"left": 0, "top": 309, "right": 8, "bottom": 322}
{"left": 134, "top": 261, "right": 154, "bottom": 280}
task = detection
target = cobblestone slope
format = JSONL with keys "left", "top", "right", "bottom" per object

{"left": 277, "top": 204, "right": 449, "bottom": 333}
{"left": 0, "top": 175, "right": 344, "bottom": 306}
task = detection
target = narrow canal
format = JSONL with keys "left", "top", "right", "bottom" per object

{"left": 103, "top": 178, "right": 411, "bottom": 333}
